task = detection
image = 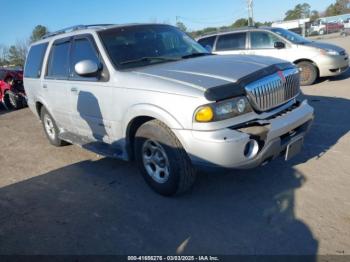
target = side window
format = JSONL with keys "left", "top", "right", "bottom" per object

{"left": 250, "top": 31, "right": 281, "bottom": 49}
{"left": 46, "top": 40, "right": 70, "bottom": 79}
{"left": 24, "top": 43, "right": 48, "bottom": 78}
{"left": 216, "top": 33, "right": 246, "bottom": 51}
{"left": 198, "top": 36, "right": 216, "bottom": 50}
{"left": 70, "top": 38, "right": 100, "bottom": 79}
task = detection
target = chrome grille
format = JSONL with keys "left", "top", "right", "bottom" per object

{"left": 245, "top": 68, "right": 300, "bottom": 111}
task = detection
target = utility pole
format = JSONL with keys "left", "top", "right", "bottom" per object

{"left": 247, "top": 0, "right": 254, "bottom": 26}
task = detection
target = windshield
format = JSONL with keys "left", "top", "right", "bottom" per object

{"left": 99, "top": 24, "right": 209, "bottom": 69}
{"left": 271, "top": 28, "right": 311, "bottom": 44}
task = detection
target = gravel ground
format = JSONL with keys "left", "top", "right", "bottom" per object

{"left": 0, "top": 36, "right": 349, "bottom": 256}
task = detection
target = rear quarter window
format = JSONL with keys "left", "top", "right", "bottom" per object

{"left": 24, "top": 43, "right": 48, "bottom": 78}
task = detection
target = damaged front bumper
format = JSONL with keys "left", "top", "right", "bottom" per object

{"left": 174, "top": 100, "right": 314, "bottom": 170}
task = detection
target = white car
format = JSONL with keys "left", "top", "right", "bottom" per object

{"left": 197, "top": 27, "right": 349, "bottom": 85}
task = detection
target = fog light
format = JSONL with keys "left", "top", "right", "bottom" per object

{"left": 244, "top": 139, "right": 259, "bottom": 159}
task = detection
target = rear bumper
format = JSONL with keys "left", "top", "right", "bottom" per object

{"left": 174, "top": 100, "right": 314, "bottom": 170}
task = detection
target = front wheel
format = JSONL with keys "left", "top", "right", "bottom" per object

{"left": 297, "top": 61, "right": 318, "bottom": 86}
{"left": 134, "top": 120, "right": 196, "bottom": 196}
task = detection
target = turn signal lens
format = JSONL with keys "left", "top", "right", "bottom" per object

{"left": 195, "top": 106, "right": 214, "bottom": 122}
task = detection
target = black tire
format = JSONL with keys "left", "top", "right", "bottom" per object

{"left": 40, "top": 107, "right": 67, "bottom": 147}
{"left": 134, "top": 119, "right": 196, "bottom": 196}
{"left": 4, "top": 90, "right": 24, "bottom": 110}
{"left": 297, "top": 61, "right": 318, "bottom": 86}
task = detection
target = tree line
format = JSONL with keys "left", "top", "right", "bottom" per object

{"left": 284, "top": 0, "right": 349, "bottom": 21}
{"left": 182, "top": 0, "right": 350, "bottom": 37}
{"left": 0, "top": 25, "right": 48, "bottom": 68}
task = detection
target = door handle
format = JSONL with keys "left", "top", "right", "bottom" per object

{"left": 43, "top": 84, "right": 48, "bottom": 89}
{"left": 71, "top": 87, "right": 78, "bottom": 93}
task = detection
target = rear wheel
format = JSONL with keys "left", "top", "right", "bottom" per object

{"left": 134, "top": 120, "right": 196, "bottom": 196}
{"left": 40, "top": 107, "right": 67, "bottom": 147}
{"left": 297, "top": 61, "right": 318, "bottom": 86}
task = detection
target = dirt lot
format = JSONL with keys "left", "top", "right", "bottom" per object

{"left": 0, "top": 37, "right": 349, "bottom": 256}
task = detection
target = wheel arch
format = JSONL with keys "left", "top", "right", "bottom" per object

{"left": 293, "top": 58, "right": 320, "bottom": 77}
{"left": 34, "top": 99, "right": 53, "bottom": 119}
{"left": 123, "top": 104, "right": 183, "bottom": 160}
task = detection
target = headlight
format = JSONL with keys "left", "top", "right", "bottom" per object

{"left": 320, "top": 48, "right": 340, "bottom": 56}
{"left": 194, "top": 97, "right": 252, "bottom": 122}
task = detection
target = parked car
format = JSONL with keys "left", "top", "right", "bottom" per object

{"left": 24, "top": 24, "right": 314, "bottom": 196}
{"left": 310, "top": 19, "right": 344, "bottom": 35}
{"left": 341, "top": 18, "right": 350, "bottom": 37}
{"left": 197, "top": 27, "right": 349, "bottom": 86}
{"left": 0, "top": 68, "right": 27, "bottom": 109}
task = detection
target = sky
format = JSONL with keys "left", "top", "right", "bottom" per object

{"left": 0, "top": 0, "right": 335, "bottom": 46}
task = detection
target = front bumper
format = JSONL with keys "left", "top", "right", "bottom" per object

{"left": 174, "top": 100, "right": 314, "bottom": 169}
{"left": 317, "top": 53, "right": 349, "bottom": 77}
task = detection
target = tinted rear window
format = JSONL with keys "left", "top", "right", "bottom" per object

{"left": 216, "top": 33, "right": 246, "bottom": 51}
{"left": 198, "top": 36, "right": 216, "bottom": 49}
{"left": 24, "top": 43, "right": 48, "bottom": 78}
{"left": 47, "top": 40, "right": 71, "bottom": 78}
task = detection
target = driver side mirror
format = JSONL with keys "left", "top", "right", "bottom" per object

{"left": 74, "top": 60, "right": 100, "bottom": 77}
{"left": 274, "top": 41, "right": 286, "bottom": 49}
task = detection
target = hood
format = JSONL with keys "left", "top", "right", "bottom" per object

{"left": 131, "top": 55, "right": 291, "bottom": 92}
{"left": 300, "top": 41, "right": 345, "bottom": 53}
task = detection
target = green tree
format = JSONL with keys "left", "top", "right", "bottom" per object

{"left": 176, "top": 21, "right": 187, "bottom": 32}
{"left": 7, "top": 40, "right": 28, "bottom": 67}
{"left": 232, "top": 18, "right": 248, "bottom": 28}
{"left": 325, "top": 0, "right": 350, "bottom": 16}
{"left": 0, "top": 45, "right": 9, "bottom": 66}
{"left": 310, "top": 10, "right": 320, "bottom": 21}
{"left": 30, "top": 25, "right": 49, "bottom": 43}
{"left": 284, "top": 3, "right": 311, "bottom": 21}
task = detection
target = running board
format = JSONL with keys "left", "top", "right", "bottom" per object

{"left": 59, "top": 132, "right": 123, "bottom": 159}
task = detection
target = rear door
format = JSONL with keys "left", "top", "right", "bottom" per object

{"left": 43, "top": 38, "right": 72, "bottom": 130}
{"left": 214, "top": 32, "right": 248, "bottom": 55}
{"left": 68, "top": 34, "right": 112, "bottom": 143}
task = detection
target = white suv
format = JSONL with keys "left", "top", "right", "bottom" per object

{"left": 197, "top": 27, "right": 349, "bottom": 85}
{"left": 24, "top": 24, "right": 314, "bottom": 196}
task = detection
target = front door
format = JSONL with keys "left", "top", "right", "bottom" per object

{"left": 247, "top": 31, "right": 293, "bottom": 62}
{"left": 68, "top": 35, "right": 113, "bottom": 143}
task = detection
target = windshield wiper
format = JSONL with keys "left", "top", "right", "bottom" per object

{"left": 181, "top": 52, "right": 212, "bottom": 59}
{"left": 120, "top": 56, "right": 180, "bottom": 65}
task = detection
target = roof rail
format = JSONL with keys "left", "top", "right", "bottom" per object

{"left": 197, "top": 25, "right": 259, "bottom": 38}
{"left": 41, "top": 24, "right": 115, "bottom": 39}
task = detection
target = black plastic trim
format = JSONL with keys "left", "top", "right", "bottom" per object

{"left": 204, "top": 62, "right": 295, "bottom": 101}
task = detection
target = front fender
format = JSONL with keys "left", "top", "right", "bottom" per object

{"left": 123, "top": 103, "right": 183, "bottom": 134}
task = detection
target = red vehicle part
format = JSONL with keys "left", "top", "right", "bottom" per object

{"left": 0, "top": 69, "right": 27, "bottom": 110}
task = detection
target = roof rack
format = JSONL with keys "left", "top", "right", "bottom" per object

{"left": 42, "top": 24, "right": 115, "bottom": 39}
